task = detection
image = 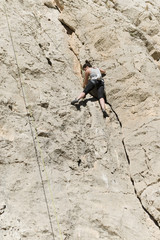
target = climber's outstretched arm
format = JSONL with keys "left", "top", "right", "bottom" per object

{"left": 100, "top": 68, "right": 106, "bottom": 74}
{"left": 83, "top": 69, "right": 90, "bottom": 88}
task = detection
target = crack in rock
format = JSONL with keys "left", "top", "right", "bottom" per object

{"left": 59, "top": 19, "right": 75, "bottom": 35}
{"left": 110, "top": 102, "right": 160, "bottom": 229}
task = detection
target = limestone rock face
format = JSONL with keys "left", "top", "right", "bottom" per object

{"left": 0, "top": 0, "right": 160, "bottom": 239}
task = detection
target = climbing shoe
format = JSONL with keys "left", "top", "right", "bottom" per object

{"left": 71, "top": 99, "right": 79, "bottom": 105}
{"left": 102, "top": 109, "right": 109, "bottom": 118}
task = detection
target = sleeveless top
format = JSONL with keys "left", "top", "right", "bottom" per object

{"left": 90, "top": 68, "right": 102, "bottom": 81}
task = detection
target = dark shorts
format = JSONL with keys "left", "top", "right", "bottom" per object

{"left": 83, "top": 80, "right": 105, "bottom": 99}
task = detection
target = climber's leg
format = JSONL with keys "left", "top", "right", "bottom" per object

{"left": 71, "top": 81, "right": 94, "bottom": 105}
{"left": 98, "top": 84, "right": 108, "bottom": 118}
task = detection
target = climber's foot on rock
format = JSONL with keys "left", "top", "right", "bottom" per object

{"left": 71, "top": 99, "right": 79, "bottom": 105}
{"left": 102, "top": 109, "right": 109, "bottom": 118}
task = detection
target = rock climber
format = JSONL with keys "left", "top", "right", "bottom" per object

{"left": 71, "top": 60, "right": 108, "bottom": 118}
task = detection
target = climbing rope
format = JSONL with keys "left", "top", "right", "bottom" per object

{"left": 4, "top": 3, "right": 63, "bottom": 240}
{"left": 5, "top": 5, "right": 79, "bottom": 73}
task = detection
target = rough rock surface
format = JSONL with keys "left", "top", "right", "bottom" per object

{"left": 0, "top": 0, "right": 160, "bottom": 239}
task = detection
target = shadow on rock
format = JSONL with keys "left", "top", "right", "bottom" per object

{"left": 75, "top": 97, "right": 97, "bottom": 110}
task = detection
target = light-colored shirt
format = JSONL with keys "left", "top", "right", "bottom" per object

{"left": 90, "top": 68, "right": 102, "bottom": 80}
